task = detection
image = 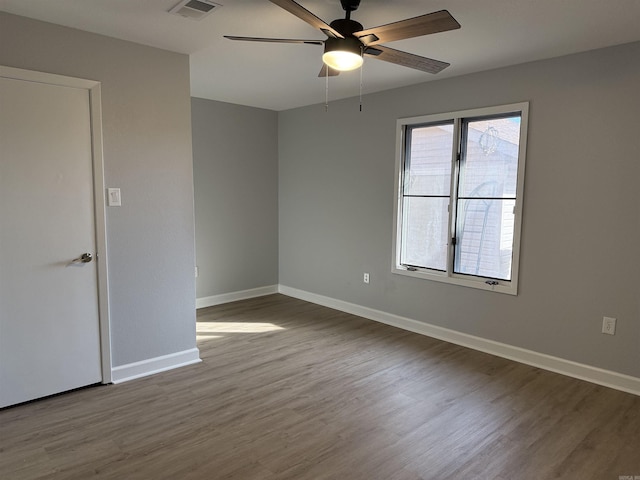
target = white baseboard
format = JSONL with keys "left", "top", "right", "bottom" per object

{"left": 196, "top": 285, "right": 279, "bottom": 309}
{"left": 279, "top": 285, "right": 640, "bottom": 396}
{"left": 111, "top": 348, "right": 201, "bottom": 384}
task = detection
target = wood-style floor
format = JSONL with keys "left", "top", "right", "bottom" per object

{"left": 1, "top": 294, "right": 639, "bottom": 479}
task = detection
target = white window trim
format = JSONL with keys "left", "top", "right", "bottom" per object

{"left": 392, "top": 102, "right": 529, "bottom": 295}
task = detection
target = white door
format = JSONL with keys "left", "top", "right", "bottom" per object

{"left": 0, "top": 74, "right": 103, "bottom": 408}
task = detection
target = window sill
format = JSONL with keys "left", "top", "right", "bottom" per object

{"left": 392, "top": 265, "right": 518, "bottom": 295}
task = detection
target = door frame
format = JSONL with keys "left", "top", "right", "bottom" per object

{"left": 1, "top": 65, "right": 113, "bottom": 383}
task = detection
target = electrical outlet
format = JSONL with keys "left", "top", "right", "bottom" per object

{"left": 602, "top": 317, "right": 616, "bottom": 335}
{"left": 363, "top": 273, "right": 370, "bottom": 284}
{"left": 195, "top": 266, "right": 199, "bottom": 278}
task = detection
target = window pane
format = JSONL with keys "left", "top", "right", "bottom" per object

{"left": 458, "top": 116, "right": 521, "bottom": 198}
{"left": 401, "top": 197, "right": 449, "bottom": 271}
{"left": 404, "top": 123, "right": 454, "bottom": 196}
{"left": 454, "top": 198, "right": 515, "bottom": 280}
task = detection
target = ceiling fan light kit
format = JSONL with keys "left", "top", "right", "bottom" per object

{"left": 322, "top": 37, "right": 363, "bottom": 71}
{"left": 225, "top": 0, "right": 461, "bottom": 76}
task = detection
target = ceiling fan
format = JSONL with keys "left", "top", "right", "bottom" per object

{"left": 225, "top": 0, "right": 461, "bottom": 76}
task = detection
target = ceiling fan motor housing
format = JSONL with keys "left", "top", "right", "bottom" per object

{"left": 329, "top": 18, "right": 363, "bottom": 37}
{"left": 324, "top": 36, "right": 363, "bottom": 57}
{"left": 323, "top": 18, "right": 365, "bottom": 64}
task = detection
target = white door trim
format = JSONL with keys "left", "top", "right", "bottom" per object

{"left": 1, "top": 65, "right": 113, "bottom": 383}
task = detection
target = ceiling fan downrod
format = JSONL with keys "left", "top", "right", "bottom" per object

{"left": 340, "top": 0, "right": 361, "bottom": 20}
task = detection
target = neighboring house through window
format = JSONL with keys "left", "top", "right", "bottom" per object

{"left": 392, "top": 103, "right": 529, "bottom": 294}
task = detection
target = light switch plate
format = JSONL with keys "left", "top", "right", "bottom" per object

{"left": 107, "top": 188, "right": 121, "bottom": 207}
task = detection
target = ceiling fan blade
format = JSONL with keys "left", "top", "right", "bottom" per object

{"left": 269, "top": 0, "right": 344, "bottom": 39}
{"left": 365, "top": 45, "right": 450, "bottom": 74}
{"left": 224, "top": 35, "right": 324, "bottom": 45}
{"left": 355, "top": 10, "right": 460, "bottom": 46}
{"left": 318, "top": 64, "right": 340, "bottom": 77}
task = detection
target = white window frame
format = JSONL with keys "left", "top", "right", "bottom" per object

{"left": 392, "top": 102, "right": 529, "bottom": 295}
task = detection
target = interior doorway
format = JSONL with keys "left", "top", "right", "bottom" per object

{"left": 0, "top": 66, "right": 112, "bottom": 408}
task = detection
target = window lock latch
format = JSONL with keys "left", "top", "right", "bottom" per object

{"left": 485, "top": 280, "right": 499, "bottom": 286}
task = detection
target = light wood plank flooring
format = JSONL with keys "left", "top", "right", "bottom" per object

{"left": 1, "top": 294, "right": 639, "bottom": 479}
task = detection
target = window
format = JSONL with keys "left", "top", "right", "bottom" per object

{"left": 393, "top": 103, "right": 529, "bottom": 294}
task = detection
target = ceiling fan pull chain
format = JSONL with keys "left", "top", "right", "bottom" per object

{"left": 325, "top": 64, "right": 330, "bottom": 112}
{"left": 359, "top": 46, "right": 364, "bottom": 112}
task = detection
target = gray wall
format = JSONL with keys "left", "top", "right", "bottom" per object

{"left": 279, "top": 41, "right": 640, "bottom": 378}
{"left": 1, "top": 13, "right": 197, "bottom": 367}
{"left": 191, "top": 98, "right": 278, "bottom": 298}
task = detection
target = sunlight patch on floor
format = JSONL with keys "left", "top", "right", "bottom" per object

{"left": 197, "top": 322, "right": 285, "bottom": 336}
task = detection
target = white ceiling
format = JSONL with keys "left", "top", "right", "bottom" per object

{"left": 2, "top": 0, "right": 639, "bottom": 111}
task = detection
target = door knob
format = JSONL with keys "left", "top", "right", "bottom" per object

{"left": 71, "top": 253, "right": 93, "bottom": 264}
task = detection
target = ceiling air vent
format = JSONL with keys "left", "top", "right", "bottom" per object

{"left": 169, "top": 0, "right": 222, "bottom": 20}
